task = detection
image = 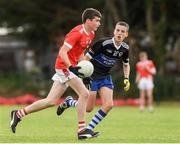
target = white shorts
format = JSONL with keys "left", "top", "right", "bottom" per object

{"left": 138, "top": 77, "right": 154, "bottom": 90}
{"left": 52, "top": 69, "right": 78, "bottom": 85}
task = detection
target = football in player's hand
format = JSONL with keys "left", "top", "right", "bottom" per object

{"left": 77, "top": 60, "right": 94, "bottom": 78}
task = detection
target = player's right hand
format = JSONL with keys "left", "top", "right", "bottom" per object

{"left": 69, "top": 66, "right": 84, "bottom": 77}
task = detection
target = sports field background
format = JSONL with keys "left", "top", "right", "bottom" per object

{"left": 0, "top": 104, "right": 180, "bottom": 143}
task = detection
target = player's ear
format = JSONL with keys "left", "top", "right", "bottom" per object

{"left": 125, "top": 31, "right": 128, "bottom": 38}
{"left": 113, "top": 30, "right": 116, "bottom": 36}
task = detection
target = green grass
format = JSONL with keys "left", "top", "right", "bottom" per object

{"left": 0, "top": 104, "right": 180, "bottom": 143}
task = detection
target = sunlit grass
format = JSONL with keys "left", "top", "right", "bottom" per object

{"left": 0, "top": 104, "right": 180, "bottom": 143}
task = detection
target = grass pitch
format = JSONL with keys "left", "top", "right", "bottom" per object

{"left": 0, "top": 104, "right": 180, "bottom": 143}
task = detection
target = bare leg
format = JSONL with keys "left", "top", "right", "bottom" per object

{"left": 10, "top": 81, "right": 67, "bottom": 133}
{"left": 147, "top": 88, "right": 154, "bottom": 112}
{"left": 139, "top": 89, "right": 145, "bottom": 111}
{"left": 67, "top": 78, "right": 89, "bottom": 123}
{"left": 99, "top": 87, "right": 113, "bottom": 113}
{"left": 86, "top": 87, "right": 113, "bottom": 130}
{"left": 86, "top": 91, "right": 97, "bottom": 112}
{"left": 25, "top": 81, "right": 67, "bottom": 114}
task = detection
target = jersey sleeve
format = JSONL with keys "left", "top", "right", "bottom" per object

{"left": 149, "top": 60, "right": 156, "bottom": 74}
{"left": 64, "top": 30, "right": 82, "bottom": 48}
{"left": 149, "top": 60, "right": 155, "bottom": 68}
{"left": 136, "top": 63, "right": 140, "bottom": 72}
{"left": 122, "top": 49, "right": 129, "bottom": 64}
{"left": 86, "top": 40, "right": 103, "bottom": 59}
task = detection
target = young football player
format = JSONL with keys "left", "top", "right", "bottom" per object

{"left": 135, "top": 51, "right": 156, "bottom": 112}
{"left": 10, "top": 8, "right": 102, "bottom": 140}
{"left": 56, "top": 21, "right": 130, "bottom": 135}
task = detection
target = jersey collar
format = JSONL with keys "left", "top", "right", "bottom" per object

{"left": 82, "top": 24, "right": 89, "bottom": 35}
{"left": 112, "top": 37, "right": 121, "bottom": 49}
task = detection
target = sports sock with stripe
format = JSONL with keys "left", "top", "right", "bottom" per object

{"left": 87, "top": 109, "right": 107, "bottom": 130}
{"left": 66, "top": 98, "right": 78, "bottom": 107}
{"left": 16, "top": 109, "right": 27, "bottom": 118}
{"left": 78, "top": 121, "right": 86, "bottom": 132}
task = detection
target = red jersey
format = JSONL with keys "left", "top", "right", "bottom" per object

{"left": 55, "top": 24, "right": 95, "bottom": 69}
{"left": 136, "top": 60, "right": 156, "bottom": 78}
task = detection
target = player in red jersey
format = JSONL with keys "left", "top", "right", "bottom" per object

{"left": 56, "top": 21, "right": 131, "bottom": 136}
{"left": 135, "top": 51, "right": 156, "bottom": 112}
{"left": 10, "top": 8, "right": 102, "bottom": 139}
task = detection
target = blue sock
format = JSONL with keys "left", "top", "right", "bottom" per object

{"left": 66, "top": 98, "right": 78, "bottom": 107}
{"left": 87, "top": 109, "right": 107, "bottom": 130}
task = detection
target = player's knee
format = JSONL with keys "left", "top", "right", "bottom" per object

{"left": 46, "top": 98, "right": 57, "bottom": 106}
{"left": 104, "top": 102, "right": 113, "bottom": 111}
{"left": 86, "top": 107, "right": 94, "bottom": 113}
{"left": 80, "top": 89, "right": 89, "bottom": 100}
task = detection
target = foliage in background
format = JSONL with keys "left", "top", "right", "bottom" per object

{"left": 0, "top": 0, "right": 180, "bottom": 99}
{"left": 0, "top": 0, "right": 104, "bottom": 47}
{"left": 0, "top": 0, "right": 179, "bottom": 65}
{"left": 0, "top": 72, "right": 51, "bottom": 97}
{"left": 0, "top": 72, "right": 179, "bottom": 101}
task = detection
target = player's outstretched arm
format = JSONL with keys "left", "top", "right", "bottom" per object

{"left": 123, "top": 63, "right": 130, "bottom": 91}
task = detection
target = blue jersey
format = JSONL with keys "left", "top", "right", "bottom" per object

{"left": 86, "top": 37, "right": 129, "bottom": 79}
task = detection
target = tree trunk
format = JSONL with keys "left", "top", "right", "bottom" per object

{"left": 145, "top": 0, "right": 155, "bottom": 46}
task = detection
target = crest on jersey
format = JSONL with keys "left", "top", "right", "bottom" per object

{"left": 113, "top": 51, "right": 123, "bottom": 57}
{"left": 106, "top": 49, "right": 113, "bottom": 53}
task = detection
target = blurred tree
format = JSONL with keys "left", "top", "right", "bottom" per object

{"left": 154, "top": 0, "right": 168, "bottom": 67}
{"left": 0, "top": 0, "right": 180, "bottom": 99}
{"left": 0, "top": 0, "right": 104, "bottom": 51}
{"left": 145, "top": 0, "right": 155, "bottom": 46}
{"left": 0, "top": 0, "right": 179, "bottom": 67}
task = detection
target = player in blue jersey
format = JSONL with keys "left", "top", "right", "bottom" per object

{"left": 56, "top": 21, "right": 130, "bottom": 136}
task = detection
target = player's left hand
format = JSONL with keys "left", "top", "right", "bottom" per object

{"left": 124, "top": 78, "right": 130, "bottom": 91}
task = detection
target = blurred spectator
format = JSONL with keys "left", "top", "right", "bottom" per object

{"left": 24, "top": 49, "right": 39, "bottom": 73}
{"left": 164, "top": 35, "right": 180, "bottom": 74}
{"left": 135, "top": 51, "right": 156, "bottom": 112}
{"left": 165, "top": 36, "right": 174, "bottom": 52}
{"left": 140, "top": 35, "right": 151, "bottom": 48}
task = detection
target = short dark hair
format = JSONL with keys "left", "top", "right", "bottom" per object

{"left": 116, "top": 21, "right": 129, "bottom": 31}
{"left": 82, "top": 8, "right": 102, "bottom": 23}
